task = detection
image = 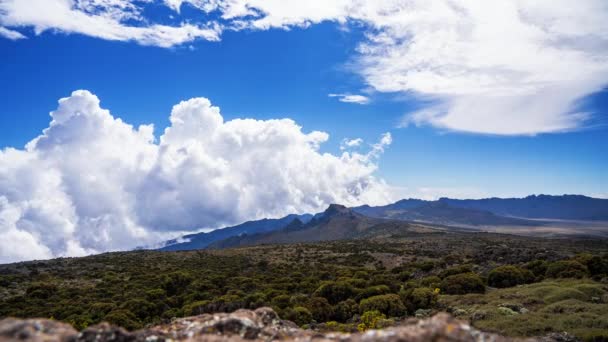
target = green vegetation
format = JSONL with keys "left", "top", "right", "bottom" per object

{"left": 487, "top": 265, "right": 533, "bottom": 288}
{"left": 0, "top": 233, "right": 607, "bottom": 340}
{"left": 439, "top": 279, "right": 608, "bottom": 341}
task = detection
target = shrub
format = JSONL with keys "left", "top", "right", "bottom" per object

{"left": 355, "top": 285, "right": 391, "bottom": 301}
{"left": 488, "top": 265, "right": 534, "bottom": 288}
{"left": 439, "top": 265, "right": 473, "bottom": 279}
{"left": 525, "top": 260, "right": 548, "bottom": 279}
{"left": 440, "top": 273, "right": 485, "bottom": 295}
{"left": 546, "top": 260, "right": 588, "bottom": 279}
{"left": 419, "top": 276, "right": 441, "bottom": 289}
{"left": 103, "top": 309, "right": 141, "bottom": 331}
{"left": 359, "top": 294, "right": 407, "bottom": 317}
{"left": 271, "top": 294, "right": 291, "bottom": 309}
{"left": 121, "top": 298, "right": 159, "bottom": 321}
{"left": 314, "top": 281, "right": 356, "bottom": 305}
{"left": 402, "top": 287, "right": 438, "bottom": 312}
{"left": 88, "top": 302, "right": 116, "bottom": 321}
{"left": 25, "top": 282, "right": 58, "bottom": 299}
{"left": 333, "top": 299, "right": 359, "bottom": 322}
{"left": 584, "top": 256, "right": 608, "bottom": 278}
{"left": 183, "top": 300, "right": 211, "bottom": 315}
{"left": 358, "top": 310, "right": 393, "bottom": 331}
{"left": 161, "top": 271, "right": 193, "bottom": 296}
{"left": 283, "top": 306, "right": 313, "bottom": 326}
{"left": 306, "top": 297, "right": 334, "bottom": 322}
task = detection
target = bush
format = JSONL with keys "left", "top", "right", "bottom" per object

{"left": 306, "top": 297, "right": 334, "bottom": 322}
{"left": 525, "top": 260, "right": 548, "bottom": 279}
{"left": 546, "top": 260, "right": 588, "bottom": 279}
{"left": 271, "top": 294, "right": 291, "bottom": 309}
{"left": 88, "top": 302, "right": 116, "bottom": 321}
{"left": 103, "top": 310, "right": 141, "bottom": 331}
{"left": 355, "top": 285, "right": 391, "bottom": 301}
{"left": 584, "top": 256, "right": 608, "bottom": 278}
{"left": 439, "top": 265, "right": 473, "bottom": 279}
{"left": 358, "top": 310, "right": 393, "bottom": 331}
{"left": 161, "top": 271, "right": 193, "bottom": 296}
{"left": 419, "top": 276, "right": 441, "bottom": 289}
{"left": 333, "top": 299, "right": 359, "bottom": 322}
{"left": 25, "top": 282, "right": 58, "bottom": 299}
{"left": 440, "top": 273, "right": 485, "bottom": 295}
{"left": 488, "top": 265, "right": 534, "bottom": 288}
{"left": 402, "top": 287, "right": 438, "bottom": 312}
{"left": 359, "top": 294, "right": 407, "bottom": 317}
{"left": 314, "top": 281, "right": 356, "bottom": 305}
{"left": 183, "top": 300, "right": 211, "bottom": 315}
{"left": 283, "top": 306, "right": 313, "bottom": 326}
{"left": 121, "top": 298, "right": 159, "bottom": 321}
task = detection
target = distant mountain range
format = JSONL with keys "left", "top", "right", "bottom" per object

{"left": 207, "top": 204, "right": 440, "bottom": 249}
{"left": 160, "top": 195, "right": 608, "bottom": 251}
{"left": 355, "top": 195, "right": 608, "bottom": 223}
{"left": 353, "top": 200, "right": 537, "bottom": 227}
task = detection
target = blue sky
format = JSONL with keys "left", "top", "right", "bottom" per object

{"left": 1, "top": 0, "right": 608, "bottom": 261}
{"left": 2, "top": 21, "right": 607, "bottom": 199}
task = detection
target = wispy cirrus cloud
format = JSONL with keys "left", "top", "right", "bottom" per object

{"left": 328, "top": 93, "right": 370, "bottom": 105}
{"left": 0, "top": 26, "right": 26, "bottom": 40}
{"left": 1, "top": 0, "right": 607, "bottom": 135}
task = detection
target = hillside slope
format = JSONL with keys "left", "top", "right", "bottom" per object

{"left": 161, "top": 214, "right": 312, "bottom": 251}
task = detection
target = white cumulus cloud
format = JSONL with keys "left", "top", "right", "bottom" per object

{"left": 0, "top": 90, "right": 394, "bottom": 263}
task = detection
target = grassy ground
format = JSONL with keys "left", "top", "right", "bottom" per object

{"left": 439, "top": 279, "right": 608, "bottom": 341}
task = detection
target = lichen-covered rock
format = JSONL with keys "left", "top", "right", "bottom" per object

{"left": 0, "top": 317, "right": 78, "bottom": 341}
{"left": 0, "top": 309, "right": 547, "bottom": 342}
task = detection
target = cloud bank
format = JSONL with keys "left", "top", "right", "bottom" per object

{"left": 2, "top": 1, "right": 607, "bottom": 135}
{"left": 0, "top": 90, "right": 393, "bottom": 263}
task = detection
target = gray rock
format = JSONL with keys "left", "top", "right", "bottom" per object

{"left": 0, "top": 308, "right": 548, "bottom": 341}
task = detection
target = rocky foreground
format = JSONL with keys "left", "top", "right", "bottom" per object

{"left": 0, "top": 307, "right": 570, "bottom": 342}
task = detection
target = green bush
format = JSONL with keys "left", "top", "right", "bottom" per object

{"left": 359, "top": 294, "right": 407, "bottom": 317}
{"left": 402, "top": 287, "right": 438, "bottom": 312}
{"left": 271, "top": 294, "right": 291, "bottom": 309}
{"left": 440, "top": 273, "right": 485, "bottom": 295}
{"left": 419, "top": 276, "right": 441, "bottom": 289}
{"left": 103, "top": 309, "right": 141, "bottom": 331}
{"left": 314, "top": 281, "right": 356, "bottom": 305}
{"left": 439, "top": 265, "right": 472, "bottom": 279}
{"left": 355, "top": 285, "right": 391, "bottom": 301}
{"left": 358, "top": 310, "right": 393, "bottom": 331}
{"left": 306, "top": 297, "right": 334, "bottom": 322}
{"left": 525, "top": 260, "right": 548, "bottom": 279}
{"left": 183, "top": 300, "right": 211, "bottom": 315}
{"left": 161, "top": 271, "right": 193, "bottom": 296}
{"left": 546, "top": 260, "right": 588, "bottom": 279}
{"left": 488, "top": 265, "right": 534, "bottom": 288}
{"left": 283, "top": 306, "right": 313, "bottom": 326}
{"left": 88, "top": 302, "right": 116, "bottom": 321}
{"left": 25, "top": 282, "right": 58, "bottom": 299}
{"left": 333, "top": 299, "right": 359, "bottom": 322}
{"left": 121, "top": 298, "right": 159, "bottom": 321}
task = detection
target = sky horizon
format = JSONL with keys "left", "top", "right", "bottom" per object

{"left": 1, "top": 0, "right": 607, "bottom": 262}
